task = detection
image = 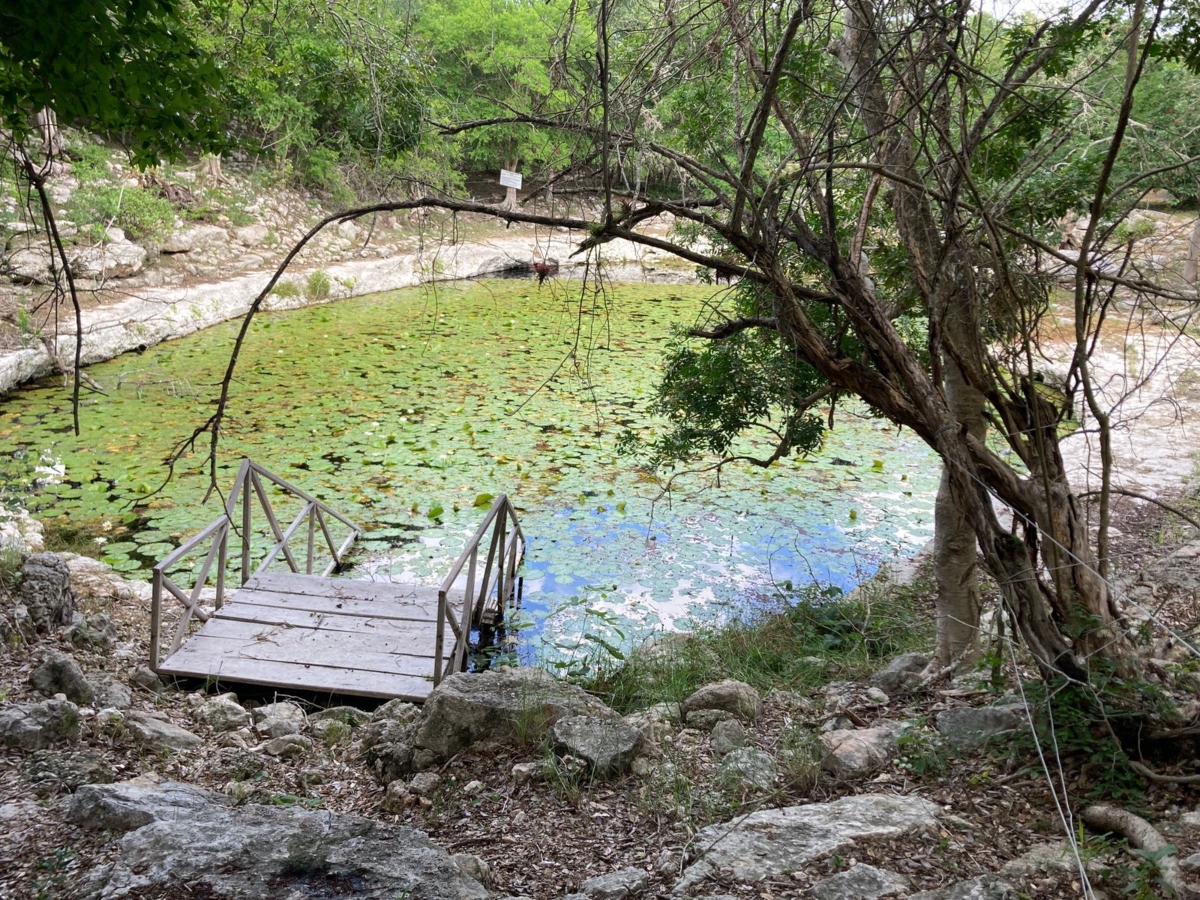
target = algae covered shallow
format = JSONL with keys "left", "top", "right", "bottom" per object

{"left": 0, "top": 278, "right": 938, "bottom": 659}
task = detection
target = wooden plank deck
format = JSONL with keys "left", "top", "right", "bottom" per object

{"left": 156, "top": 572, "right": 463, "bottom": 701}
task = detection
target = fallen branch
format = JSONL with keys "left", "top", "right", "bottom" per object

{"left": 1081, "top": 804, "right": 1186, "bottom": 898}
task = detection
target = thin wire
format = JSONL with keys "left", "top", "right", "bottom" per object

{"left": 1006, "top": 637, "right": 1096, "bottom": 899}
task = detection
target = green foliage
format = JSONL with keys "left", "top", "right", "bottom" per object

{"left": 893, "top": 724, "right": 952, "bottom": 777}
{"left": 1012, "top": 674, "right": 1168, "bottom": 808}
{"left": 586, "top": 575, "right": 934, "bottom": 714}
{"left": 186, "top": 0, "right": 424, "bottom": 187}
{"left": 66, "top": 185, "right": 175, "bottom": 243}
{"left": 0, "top": 0, "right": 225, "bottom": 165}
{"left": 304, "top": 270, "right": 332, "bottom": 301}
{"left": 270, "top": 281, "right": 302, "bottom": 300}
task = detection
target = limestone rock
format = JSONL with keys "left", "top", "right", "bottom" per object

{"left": 21, "top": 749, "right": 115, "bottom": 796}
{"left": 0, "top": 699, "right": 81, "bottom": 749}
{"left": 7, "top": 245, "right": 55, "bottom": 283}
{"left": 719, "top": 746, "right": 778, "bottom": 792}
{"left": 810, "top": 864, "right": 910, "bottom": 900}
{"left": 820, "top": 722, "right": 909, "bottom": 777}
{"left": 681, "top": 680, "right": 761, "bottom": 724}
{"left": 1000, "top": 842, "right": 1108, "bottom": 878}
{"left": 130, "top": 666, "right": 165, "bottom": 693}
{"left": 310, "top": 705, "right": 371, "bottom": 726}
{"left": 72, "top": 241, "right": 147, "bottom": 278}
{"left": 409, "top": 772, "right": 441, "bottom": 797}
{"left": 710, "top": 719, "right": 747, "bottom": 756}
{"left": 936, "top": 707, "right": 1022, "bottom": 750}
{"left": 71, "top": 780, "right": 228, "bottom": 833}
{"left": 674, "top": 794, "right": 941, "bottom": 892}
{"left": 234, "top": 224, "right": 270, "bottom": 247}
{"left": 263, "top": 734, "right": 311, "bottom": 758}
{"left": 89, "top": 675, "right": 133, "bottom": 710}
{"left": 161, "top": 224, "right": 227, "bottom": 253}
{"left": 77, "top": 779, "right": 488, "bottom": 899}
{"left": 551, "top": 716, "right": 644, "bottom": 778}
{"left": 67, "top": 612, "right": 119, "bottom": 651}
{"left": 360, "top": 701, "right": 421, "bottom": 784}
{"left": 686, "top": 708, "right": 737, "bottom": 731}
{"left": 124, "top": 711, "right": 203, "bottom": 750}
{"left": 30, "top": 649, "right": 94, "bottom": 704}
{"left": 453, "top": 853, "right": 492, "bottom": 888}
{"left": 252, "top": 701, "right": 305, "bottom": 738}
{"left": 621, "top": 705, "right": 676, "bottom": 747}
{"left": 196, "top": 695, "right": 252, "bottom": 732}
{"left": 908, "top": 875, "right": 1018, "bottom": 900}
{"left": 13, "top": 553, "right": 75, "bottom": 635}
{"left": 580, "top": 866, "right": 648, "bottom": 900}
{"left": 413, "top": 668, "right": 613, "bottom": 767}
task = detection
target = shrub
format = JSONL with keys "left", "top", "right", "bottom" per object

{"left": 304, "top": 270, "right": 332, "bottom": 301}
{"left": 67, "top": 185, "right": 175, "bottom": 243}
{"left": 271, "top": 280, "right": 302, "bottom": 299}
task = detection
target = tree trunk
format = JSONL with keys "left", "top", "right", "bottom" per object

{"left": 34, "top": 107, "right": 63, "bottom": 160}
{"left": 503, "top": 160, "right": 518, "bottom": 211}
{"left": 200, "top": 153, "right": 228, "bottom": 186}
{"left": 1184, "top": 203, "right": 1200, "bottom": 287}
{"left": 933, "top": 352, "right": 987, "bottom": 667}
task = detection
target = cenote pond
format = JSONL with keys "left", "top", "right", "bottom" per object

{"left": 0, "top": 278, "right": 939, "bottom": 663}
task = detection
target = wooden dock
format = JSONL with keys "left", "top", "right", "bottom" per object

{"left": 149, "top": 459, "right": 524, "bottom": 702}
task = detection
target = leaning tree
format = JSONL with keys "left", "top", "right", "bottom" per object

{"left": 172, "top": 0, "right": 1195, "bottom": 682}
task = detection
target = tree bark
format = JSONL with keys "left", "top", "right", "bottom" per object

{"left": 1185, "top": 202, "right": 1200, "bottom": 287}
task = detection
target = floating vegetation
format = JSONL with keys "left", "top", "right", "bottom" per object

{"left": 0, "top": 278, "right": 939, "bottom": 658}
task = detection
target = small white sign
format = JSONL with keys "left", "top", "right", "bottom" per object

{"left": 499, "top": 169, "right": 523, "bottom": 190}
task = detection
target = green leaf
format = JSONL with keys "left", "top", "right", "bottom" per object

{"left": 472, "top": 493, "right": 495, "bottom": 509}
{"left": 427, "top": 504, "right": 444, "bottom": 519}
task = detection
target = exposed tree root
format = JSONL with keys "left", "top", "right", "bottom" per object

{"left": 1081, "top": 803, "right": 1188, "bottom": 898}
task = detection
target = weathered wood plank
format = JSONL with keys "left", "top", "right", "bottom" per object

{"left": 156, "top": 653, "right": 436, "bottom": 700}
{"left": 163, "top": 631, "right": 451, "bottom": 677}
{"left": 213, "top": 602, "right": 441, "bottom": 637}
{"left": 229, "top": 587, "right": 447, "bottom": 623}
{"left": 199, "top": 615, "right": 442, "bottom": 657}
{"left": 246, "top": 572, "right": 451, "bottom": 604}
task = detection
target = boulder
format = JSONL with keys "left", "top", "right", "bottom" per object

{"left": 686, "top": 708, "right": 737, "bottom": 731}
{"left": 72, "top": 241, "right": 147, "bottom": 278}
{"left": 936, "top": 707, "right": 1022, "bottom": 750}
{"left": 1000, "top": 842, "right": 1108, "bottom": 878}
{"left": 67, "top": 613, "right": 119, "bottom": 651}
{"left": 7, "top": 245, "right": 56, "bottom": 283}
{"left": 70, "top": 780, "right": 228, "bottom": 833}
{"left": 710, "top": 719, "right": 747, "bottom": 756}
{"left": 412, "top": 668, "right": 613, "bottom": 768}
{"left": 74, "top": 779, "right": 488, "bottom": 899}
{"left": 89, "top": 675, "right": 133, "bottom": 710}
{"left": 21, "top": 749, "right": 115, "bottom": 796}
{"left": 869, "top": 653, "right": 928, "bottom": 696}
{"left": 160, "top": 224, "right": 226, "bottom": 254}
{"left": 263, "top": 734, "right": 311, "bottom": 758}
{"left": 124, "top": 711, "right": 203, "bottom": 750}
{"left": 810, "top": 864, "right": 910, "bottom": 900}
{"left": 253, "top": 701, "right": 305, "bottom": 738}
{"left": 551, "top": 716, "right": 644, "bottom": 778}
{"left": 360, "top": 701, "right": 422, "bottom": 784}
{"left": 234, "top": 224, "right": 270, "bottom": 247}
{"left": 0, "top": 699, "right": 81, "bottom": 749}
{"left": 130, "top": 665, "right": 166, "bottom": 693}
{"left": 30, "top": 649, "right": 94, "bottom": 704}
{"left": 674, "top": 794, "right": 941, "bottom": 893}
{"left": 453, "top": 853, "right": 492, "bottom": 888}
{"left": 908, "top": 875, "right": 1018, "bottom": 900}
{"left": 621, "top": 704, "right": 676, "bottom": 747}
{"left": 580, "top": 866, "right": 649, "bottom": 900}
{"left": 681, "top": 680, "right": 761, "bottom": 724}
{"left": 820, "top": 722, "right": 909, "bottom": 777}
{"left": 13, "top": 553, "right": 75, "bottom": 635}
{"left": 719, "top": 746, "right": 778, "bottom": 792}
{"left": 196, "top": 694, "right": 252, "bottom": 732}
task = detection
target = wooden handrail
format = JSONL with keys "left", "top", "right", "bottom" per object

{"left": 434, "top": 495, "right": 526, "bottom": 685}
{"left": 150, "top": 458, "right": 360, "bottom": 671}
